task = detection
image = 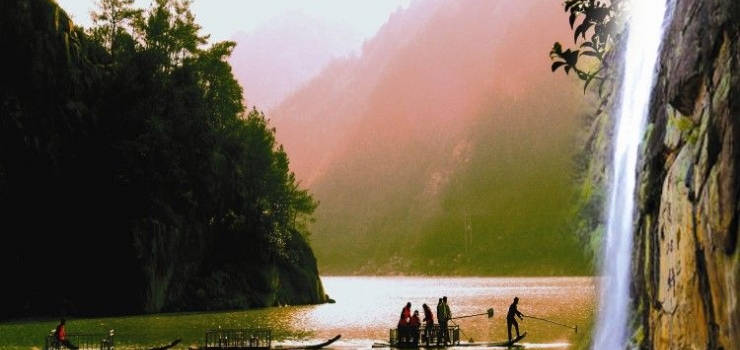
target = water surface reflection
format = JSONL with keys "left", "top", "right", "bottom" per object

{"left": 293, "top": 276, "right": 594, "bottom": 348}
{"left": 0, "top": 276, "right": 594, "bottom": 349}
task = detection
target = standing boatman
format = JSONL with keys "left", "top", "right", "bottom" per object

{"left": 507, "top": 297, "right": 524, "bottom": 342}
{"left": 435, "top": 298, "right": 444, "bottom": 344}
{"left": 437, "top": 296, "right": 452, "bottom": 345}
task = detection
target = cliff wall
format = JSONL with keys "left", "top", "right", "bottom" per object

{"left": 632, "top": 0, "right": 740, "bottom": 348}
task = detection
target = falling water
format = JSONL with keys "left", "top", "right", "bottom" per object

{"left": 593, "top": 0, "right": 671, "bottom": 348}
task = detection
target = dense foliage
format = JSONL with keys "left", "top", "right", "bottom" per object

{"left": 0, "top": 0, "right": 318, "bottom": 318}
{"left": 550, "top": 0, "right": 627, "bottom": 94}
{"left": 550, "top": 0, "right": 629, "bottom": 259}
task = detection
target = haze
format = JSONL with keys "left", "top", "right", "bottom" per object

{"left": 56, "top": 0, "right": 593, "bottom": 276}
{"left": 54, "top": 0, "right": 413, "bottom": 43}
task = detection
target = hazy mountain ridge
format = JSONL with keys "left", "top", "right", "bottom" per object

{"left": 272, "top": 0, "right": 592, "bottom": 275}
{"left": 230, "top": 11, "right": 362, "bottom": 110}
{"left": 269, "top": 1, "right": 445, "bottom": 185}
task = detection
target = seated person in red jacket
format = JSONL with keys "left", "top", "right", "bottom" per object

{"left": 397, "top": 302, "right": 411, "bottom": 343}
{"left": 408, "top": 310, "right": 422, "bottom": 344}
{"left": 55, "top": 319, "right": 79, "bottom": 349}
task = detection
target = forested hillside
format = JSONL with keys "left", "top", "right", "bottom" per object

{"left": 272, "top": 0, "right": 593, "bottom": 275}
{"left": 0, "top": 0, "right": 324, "bottom": 319}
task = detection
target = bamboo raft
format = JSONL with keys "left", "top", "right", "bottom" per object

{"left": 202, "top": 329, "right": 341, "bottom": 350}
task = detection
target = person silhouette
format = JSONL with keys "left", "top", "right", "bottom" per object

{"left": 437, "top": 296, "right": 451, "bottom": 345}
{"left": 398, "top": 302, "right": 412, "bottom": 343}
{"left": 422, "top": 303, "right": 434, "bottom": 344}
{"left": 408, "top": 310, "right": 421, "bottom": 345}
{"left": 507, "top": 297, "right": 524, "bottom": 342}
{"left": 55, "top": 318, "right": 79, "bottom": 349}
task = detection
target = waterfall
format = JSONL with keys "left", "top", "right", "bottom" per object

{"left": 593, "top": 0, "right": 671, "bottom": 348}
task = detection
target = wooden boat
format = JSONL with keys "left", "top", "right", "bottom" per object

{"left": 202, "top": 329, "right": 341, "bottom": 350}
{"left": 373, "top": 325, "right": 460, "bottom": 348}
{"left": 274, "top": 335, "right": 342, "bottom": 350}
{"left": 147, "top": 338, "right": 181, "bottom": 350}
{"left": 375, "top": 308, "right": 500, "bottom": 348}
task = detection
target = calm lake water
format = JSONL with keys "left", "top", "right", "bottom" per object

{"left": 0, "top": 276, "right": 595, "bottom": 349}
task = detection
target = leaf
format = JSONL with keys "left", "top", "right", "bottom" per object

{"left": 564, "top": 0, "right": 580, "bottom": 12}
{"left": 574, "top": 22, "right": 592, "bottom": 43}
{"left": 552, "top": 42, "right": 563, "bottom": 53}
{"left": 551, "top": 61, "right": 567, "bottom": 72}
{"left": 564, "top": 49, "right": 580, "bottom": 66}
{"left": 589, "top": 7, "right": 610, "bottom": 22}
{"left": 588, "top": 32, "right": 597, "bottom": 45}
{"left": 569, "top": 12, "right": 578, "bottom": 28}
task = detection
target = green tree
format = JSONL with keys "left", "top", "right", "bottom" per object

{"left": 1, "top": 0, "right": 322, "bottom": 316}
{"left": 89, "top": 0, "right": 142, "bottom": 57}
{"left": 98, "top": 0, "right": 318, "bottom": 286}
{"left": 232, "top": 110, "right": 312, "bottom": 262}
{"left": 137, "top": 0, "right": 208, "bottom": 70}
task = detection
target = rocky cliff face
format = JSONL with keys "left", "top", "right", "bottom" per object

{"left": 632, "top": 0, "right": 740, "bottom": 348}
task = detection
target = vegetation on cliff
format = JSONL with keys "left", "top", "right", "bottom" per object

{"left": 550, "top": 0, "right": 627, "bottom": 94}
{"left": 549, "top": 0, "right": 630, "bottom": 261}
{"left": 0, "top": 0, "right": 322, "bottom": 319}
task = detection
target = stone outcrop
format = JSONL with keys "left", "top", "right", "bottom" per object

{"left": 631, "top": 0, "right": 740, "bottom": 348}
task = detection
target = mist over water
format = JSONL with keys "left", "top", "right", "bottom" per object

{"left": 593, "top": 0, "right": 672, "bottom": 348}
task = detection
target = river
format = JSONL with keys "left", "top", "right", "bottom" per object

{"left": 0, "top": 276, "right": 595, "bottom": 349}
{"left": 311, "top": 277, "right": 594, "bottom": 348}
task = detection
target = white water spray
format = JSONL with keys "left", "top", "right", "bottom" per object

{"left": 593, "top": 0, "right": 671, "bottom": 348}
